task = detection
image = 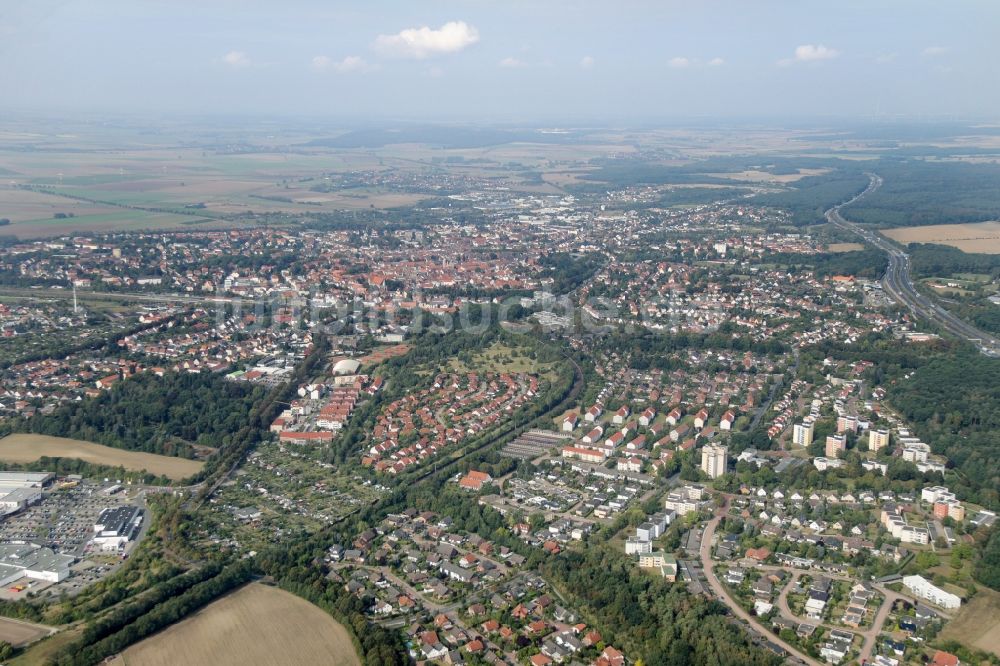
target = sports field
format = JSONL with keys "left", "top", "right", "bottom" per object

{"left": 0, "top": 434, "right": 203, "bottom": 481}
{"left": 110, "top": 583, "right": 361, "bottom": 666}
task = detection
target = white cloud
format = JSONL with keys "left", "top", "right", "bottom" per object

{"left": 668, "top": 56, "right": 691, "bottom": 69}
{"left": 313, "top": 55, "right": 371, "bottom": 73}
{"left": 778, "top": 44, "right": 839, "bottom": 66}
{"left": 499, "top": 57, "right": 526, "bottom": 68}
{"left": 707, "top": 57, "right": 725, "bottom": 66}
{"left": 222, "top": 51, "right": 250, "bottom": 68}
{"left": 874, "top": 52, "right": 898, "bottom": 64}
{"left": 373, "top": 20, "right": 479, "bottom": 59}
{"left": 794, "top": 44, "right": 839, "bottom": 61}
{"left": 580, "top": 55, "right": 595, "bottom": 69}
{"left": 923, "top": 46, "right": 948, "bottom": 57}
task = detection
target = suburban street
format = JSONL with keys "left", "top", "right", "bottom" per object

{"left": 699, "top": 505, "right": 820, "bottom": 666}
{"left": 826, "top": 173, "right": 1000, "bottom": 356}
{"left": 699, "top": 496, "right": 924, "bottom": 666}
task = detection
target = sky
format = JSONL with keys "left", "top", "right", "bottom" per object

{"left": 1, "top": 0, "right": 998, "bottom": 123}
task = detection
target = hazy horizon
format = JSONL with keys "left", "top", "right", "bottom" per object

{"left": 2, "top": 1, "right": 999, "bottom": 123}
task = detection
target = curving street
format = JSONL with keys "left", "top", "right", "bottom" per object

{"left": 699, "top": 499, "right": 918, "bottom": 666}
{"left": 700, "top": 505, "right": 819, "bottom": 666}
{"left": 826, "top": 174, "right": 1000, "bottom": 356}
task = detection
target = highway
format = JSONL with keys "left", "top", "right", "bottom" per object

{"left": 826, "top": 173, "right": 1000, "bottom": 357}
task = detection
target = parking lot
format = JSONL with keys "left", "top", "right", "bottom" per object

{"left": 0, "top": 482, "right": 138, "bottom": 555}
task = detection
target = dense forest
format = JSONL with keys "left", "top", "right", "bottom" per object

{"left": 543, "top": 548, "right": 781, "bottom": 665}
{"left": 8, "top": 371, "right": 266, "bottom": 459}
{"left": 907, "top": 243, "right": 1000, "bottom": 278}
{"left": 765, "top": 249, "right": 889, "bottom": 280}
{"left": 576, "top": 154, "right": 845, "bottom": 190}
{"left": 752, "top": 170, "right": 870, "bottom": 226}
{"left": 844, "top": 160, "right": 1000, "bottom": 227}
{"left": 886, "top": 350, "right": 1000, "bottom": 510}
{"left": 599, "top": 330, "right": 787, "bottom": 370}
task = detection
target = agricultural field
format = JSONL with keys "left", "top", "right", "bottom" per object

{"left": 0, "top": 434, "right": 203, "bottom": 480}
{"left": 882, "top": 221, "right": 1000, "bottom": 253}
{"left": 939, "top": 588, "right": 1000, "bottom": 658}
{"left": 706, "top": 167, "right": 831, "bottom": 183}
{"left": 109, "top": 583, "right": 361, "bottom": 666}
{"left": 825, "top": 242, "right": 865, "bottom": 253}
{"left": 8, "top": 626, "right": 81, "bottom": 666}
{"left": 0, "top": 617, "right": 53, "bottom": 648}
{"left": 0, "top": 143, "right": 429, "bottom": 237}
{"left": 0, "top": 187, "right": 125, "bottom": 224}
{"left": 357, "top": 343, "right": 412, "bottom": 368}
{"left": 6, "top": 210, "right": 212, "bottom": 239}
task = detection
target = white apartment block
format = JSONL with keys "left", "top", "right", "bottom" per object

{"left": 902, "top": 442, "right": 930, "bottom": 463}
{"left": 701, "top": 443, "right": 728, "bottom": 479}
{"left": 921, "top": 486, "right": 955, "bottom": 504}
{"left": 880, "top": 508, "right": 929, "bottom": 544}
{"left": 902, "top": 575, "right": 961, "bottom": 609}
{"left": 664, "top": 485, "right": 705, "bottom": 516}
{"left": 813, "top": 457, "right": 845, "bottom": 471}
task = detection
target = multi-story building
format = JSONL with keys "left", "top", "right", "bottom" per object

{"left": 868, "top": 428, "right": 890, "bottom": 452}
{"left": 837, "top": 415, "right": 859, "bottom": 434}
{"left": 701, "top": 443, "right": 728, "bottom": 479}
{"left": 902, "top": 442, "right": 930, "bottom": 463}
{"left": 825, "top": 434, "right": 847, "bottom": 458}
{"left": 902, "top": 575, "right": 961, "bottom": 609}
{"left": 792, "top": 421, "right": 814, "bottom": 448}
{"left": 664, "top": 485, "right": 705, "bottom": 516}
{"left": 921, "top": 486, "right": 955, "bottom": 504}
{"left": 880, "top": 506, "right": 930, "bottom": 544}
{"left": 561, "top": 446, "right": 607, "bottom": 464}
{"left": 813, "top": 456, "right": 845, "bottom": 471}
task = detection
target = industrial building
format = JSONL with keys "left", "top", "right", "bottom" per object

{"left": 92, "top": 506, "right": 144, "bottom": 551}
{"left": 0, "top": 471, "right": 52, "bottom": 516}
{"left": 0, "top": 543, "right": 73, "bottom": 585}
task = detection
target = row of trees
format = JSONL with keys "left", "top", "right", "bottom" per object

{"left": 51, "top": 562, "right": 254, "bottom": 666}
